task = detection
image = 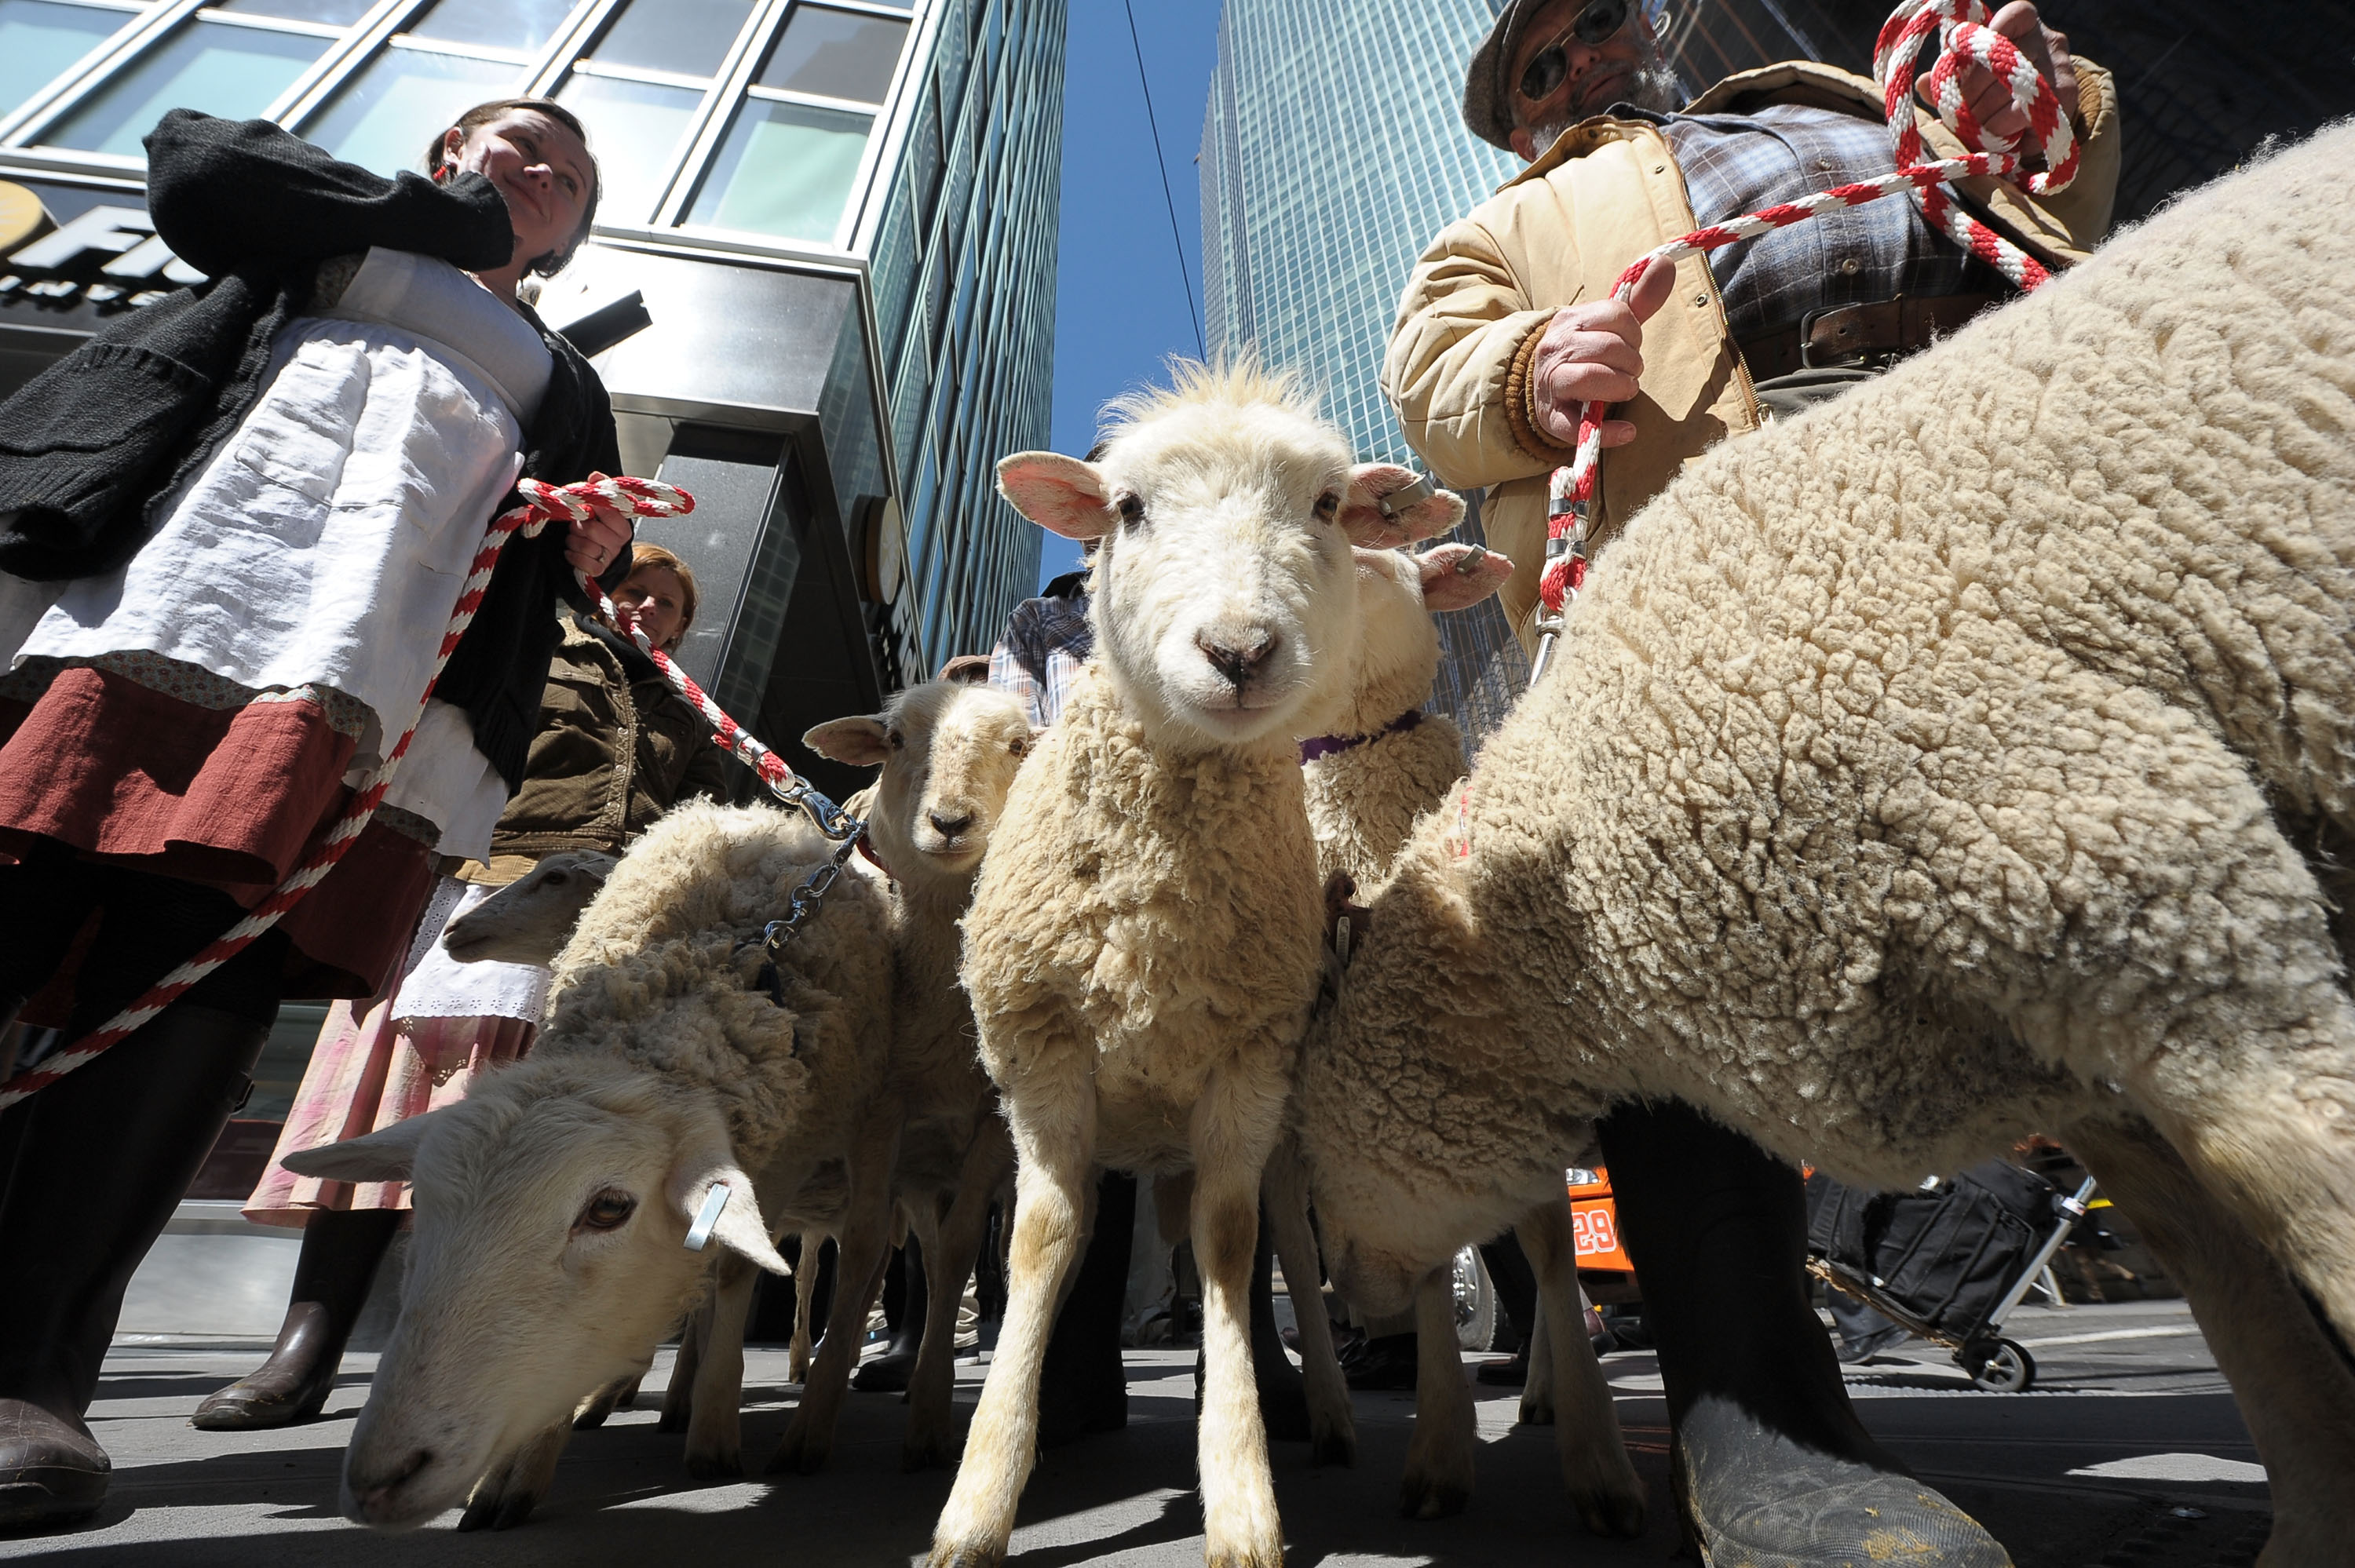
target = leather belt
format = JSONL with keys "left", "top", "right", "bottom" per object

{"left": 1738, "top": 292, "right": 1999, "bottom": 380}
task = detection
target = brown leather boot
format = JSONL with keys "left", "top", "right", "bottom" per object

{"left": 192, "top": 1209, "right": 400, "bottom": 1430}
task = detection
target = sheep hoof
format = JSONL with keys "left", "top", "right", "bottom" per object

{"left": 1399, "top": 1477, "right": 1470, "bottom": 1520}
{"left": 1309, "top": 1424, "right": 1355, "bottom": 1469}
{"left": 926, "top": 1541, "right": 1006, "bottom": 1568}
{"left": 1203, "top": 1541, "right": 1285, "bottom": 1568}
{"left": 1514, "top": 1398, "right": 1555, "bottom": 1428}
{"left": 763, "top": 1425, "right": 831, "bottom": 1475}
{"left": 1574, "top": 1485, "right": 1646, "bottom": 1540}
{"left": 457, "top": 1490, "right": 538, "bottom": 1533}
{"left": 900, "top": 1433, "right": 957, "bottom": 1471}
{"left": 685, "top": 1450, "right": 743, "bottom": 1482}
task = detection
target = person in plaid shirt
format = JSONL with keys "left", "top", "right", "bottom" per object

{"left": 1381, "top": 3, "right": 2123, "bottom": 1563}
{"left": 985, "top": 560, "right": 1091, "bottom": 729}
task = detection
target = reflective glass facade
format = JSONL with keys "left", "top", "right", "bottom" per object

{"left": 1199, "top": 0, "right": 1528, "bottom": 745}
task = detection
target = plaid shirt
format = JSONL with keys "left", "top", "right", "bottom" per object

{"left": 1639, "top": 102, "right": 1997, "bottom": 343}
{"left": 987, "top": 570, "right": 1092, "bottom": 728}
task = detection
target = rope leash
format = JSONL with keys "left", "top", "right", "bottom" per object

{"left": 0, "top": 474, "right": 860, "bottom": 1109}
{"left": 1528, "top": 0, "right": 2077, "bottom": 684}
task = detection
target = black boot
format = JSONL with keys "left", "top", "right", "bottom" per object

{"left": 192, "top": 1208, "right": 401, "bottom": 1429}
{"left": 1039, "top": 1172, "right": 1133, "bottom": 1449}
{"left": 0, "top": 1001, "right": 271, "bottom": 1532}
{"left": 1597, "top": 1101, "right": 2011, "bottom": 1567}
{"left": 852, "top": 1236, "right": 927, "bottom": 1394}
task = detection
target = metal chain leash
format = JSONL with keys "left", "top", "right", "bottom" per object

{"left": 1528, "top": 0, "right": 2079, "bottom": 684}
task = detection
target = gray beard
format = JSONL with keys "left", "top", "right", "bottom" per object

{"left": 1526, "top": 41, "right": 1685, "bottom": 153}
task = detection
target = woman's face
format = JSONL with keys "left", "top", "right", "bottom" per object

{"left": 444, "top": 109, "right": 592, "bottom": 272}
{"left": 613, "top": 566, "right": 688, "bottom": 651}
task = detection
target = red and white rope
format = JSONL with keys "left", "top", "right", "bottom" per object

{"left": 1533, "top": 0, "right": 2076, "bottom": 625}
{"left": 0, "top": 470, "right": 839, "bottom": 1110}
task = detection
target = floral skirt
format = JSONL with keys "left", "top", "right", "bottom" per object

{"left": 243, "top": 1000, "right": 536, "bottom": 1225}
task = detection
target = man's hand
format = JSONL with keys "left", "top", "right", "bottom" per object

{"left": 564, "top": 473, "right": 636, "bottom": 580}
{"left": 1947, "top": 1, "right": 2078, "bottom": 147}
{"left": 1529, "top": 254, "right": 1675, "bottom": 447}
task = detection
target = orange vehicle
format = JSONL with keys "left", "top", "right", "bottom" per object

{"left": 1567, "top": 1165, "right": 1639, "bottom": 1304}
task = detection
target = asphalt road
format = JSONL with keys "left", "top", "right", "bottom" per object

{"left": 2, "top": 1299, "right": 2271, "bottom": 1567}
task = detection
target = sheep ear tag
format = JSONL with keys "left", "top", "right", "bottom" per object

{"left": 670, "top": 1161, "right": 787, "bottom": 1274}
{"left": 1418, "top": 544, "right": 1515, "bottom": 612}
{"left": 1339, "top": 464, "right": 1466, "bottom": 548}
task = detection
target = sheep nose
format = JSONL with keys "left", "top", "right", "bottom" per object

{"left": 928, "top": 810, "right": 973, "bottom": 838}
{"left": 1197, "top": 632, "right": 1278, "bottom": 689}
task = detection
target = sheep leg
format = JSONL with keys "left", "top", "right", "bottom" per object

{"left": 789, "top": 1231, "right": 820, "bottom": 1384}
{"left": 905, "top": 1118, "right": 1015, "bottom": 1471}
{"left": 1516, "top": 1197, "right": 1645, "bottom": 1537}
{"left": 2066, "top": 1116, "right": 2355, "bottom": 1567}
{"left": 456, "top": 1417, "right": 571, "bottom": 1532}
{"left": 1519, "top": 1302, "right": 1554, "bottom": 1424}
{"left": 929, "top": 1066, "right": 1097, "bottom": 1568}
{"left": 1398, "top": 1267, "right": 1476, "bottom": 1519}
{"left": 1261, "top": 1138, "right": 1356, "bottom": 1467}
{"left": 657, "top": 1295, "right": 709, "bottom": 1433}
{"left": 1187, "top": 1068, "right": 1287, "bottom": 1568}
{"left": 770, "top": 1118, "right": 900, "bottom": 1475}
{"left": 684, "top": 1251, "right": 758, "bottom": 1479}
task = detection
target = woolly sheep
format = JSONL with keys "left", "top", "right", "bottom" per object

{"left": 1295, "top": 129, "right": 2355, "bottom": 1559}
{"left": 280, "top": 800, "right": 895, "bottom": 1529}
{"left": 1290, "top": 540, "right": 1641, "bottom": 1535}
{"left": 929, "top": 361, "right": 1463, "bottom": 1568}
{"left": 439, "top": 850, "right": 619, "bottom": 967}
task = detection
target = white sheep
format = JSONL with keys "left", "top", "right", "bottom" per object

{"left": 1295, "top": 129, "right": 2355, "bottom": 1561}
{"left": 1288, "top": 540, "right": 1641, "bottom": 1536}
{"left": 280, "top": 800, "right": 896, "bottom": 1529}
{"left": 438, "top": 850, "right": 619, "bottom": 966}
{"left": 929, "top": 360, "right": 1463, "bottom": 1568}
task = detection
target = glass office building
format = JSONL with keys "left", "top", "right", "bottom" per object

{"left": 0, "top": 0, "right": 1060, "bottom": 1267}
{"left": 1199, "top": 0, "right": 1529, "bottom": 744}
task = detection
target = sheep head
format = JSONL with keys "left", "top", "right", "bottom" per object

{"left": 281, "top": 966, "right": 790, "bottom": 1530}
{"left": 803, "top": 680, "right": 1035, "bottom": 886}
{"left": 440, "top": 851, "right": 619, "bottom": 967}
{"left": 1328, "top": 544, "right": 1515, "bottom": 737}
{"left": 995, "top": 361, "right": 1461, "bottom": 753}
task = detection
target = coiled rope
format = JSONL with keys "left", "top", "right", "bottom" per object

{"left": 0, "top": 472, "right": 860, "bottom": 1108}
{"left": 1528, "top": 0, "right": 2079, "bottom": 680}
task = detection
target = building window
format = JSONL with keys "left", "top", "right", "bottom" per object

{"left": 39, "top": 8, "right": 334, "bottom": 155}
{"left": 553, "top": 0, "right": 754, "bottom": 221}
{"left": 304, "top": 43, "right": 522, "bottom": 174}
{"left": 0, "top": 0, "right": 142, "bottom": 124}
{"left": 678, "top": 1, "right": 906, "bottom": 245}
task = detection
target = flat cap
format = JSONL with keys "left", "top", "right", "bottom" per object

{"left": 1462, "top": 0, "right": 1549, "bottom": 151}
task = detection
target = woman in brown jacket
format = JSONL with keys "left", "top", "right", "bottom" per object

{"left": 196, "top": 546, "right": 730, "bottom": 1429}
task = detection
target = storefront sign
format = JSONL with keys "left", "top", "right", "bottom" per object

{"left": 0, "top": 181, "right": 202, "bottom": 312}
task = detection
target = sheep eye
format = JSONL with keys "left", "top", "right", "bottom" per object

{"left": 1010, "top": 735, "right": 1028, "bottom": 757}
{"left": 576, "top": 1190, "right": 637, "bottom": 1232}
{"left": 1314, "top": 491, "right": 1339, "bottom": 520}
{"left": 1115, "top": 494, "right": 1145, "bottom": 527}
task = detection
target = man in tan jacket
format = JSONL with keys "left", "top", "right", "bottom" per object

{"left": 1382, "top": 2, "right": 2121, "bottom": 1563}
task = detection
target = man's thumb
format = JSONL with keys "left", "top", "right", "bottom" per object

{"left": 1627, "top": 254, "right": 1678, "bottom": 323}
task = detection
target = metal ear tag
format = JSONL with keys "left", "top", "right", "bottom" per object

{"left": 1376, "top": 474, "right": 1435, "bottom": 520}
{"left": 685, "top": 1182, "right": 731, "bottom": 1251}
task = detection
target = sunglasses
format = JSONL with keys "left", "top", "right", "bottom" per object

{"left": 1515, "top": 0, "right": 1634, "bottom": 104}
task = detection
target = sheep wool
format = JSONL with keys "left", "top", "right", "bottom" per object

{"left": 1296, "top": 133, "right": 2355, "bottom": 1536}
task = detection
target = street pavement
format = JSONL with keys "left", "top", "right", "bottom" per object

{"left": 2, "top": 1298, "right": 2272, "bottom": 1566}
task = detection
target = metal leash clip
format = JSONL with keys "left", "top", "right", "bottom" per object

{"left": 772, "top": 779, "right": 865, "bottom": 843}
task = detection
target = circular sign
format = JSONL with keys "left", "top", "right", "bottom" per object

{"left": 0, "top": 183, "right": 53, "bottom": 261}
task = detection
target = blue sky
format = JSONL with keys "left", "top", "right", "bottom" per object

{"left": 1037, "top": 0, "right": 1225, "bottom": 588}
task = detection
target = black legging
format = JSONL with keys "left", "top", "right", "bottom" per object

{"left": 0, "top": 837, "right": 288, "bottom": 1037}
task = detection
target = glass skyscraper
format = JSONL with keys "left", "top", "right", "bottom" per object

{"left": 1200, "top": 0, "right": 1528, "bottom": 743}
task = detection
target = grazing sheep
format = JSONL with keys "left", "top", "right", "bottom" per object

{"left": 1295, "top": 130, "right": 2355, "bottom": 1560}
{"left": 280, "top": 800, "right": 895, "bottom": 1529}
{"left": 929, "top": 361, "right": 1463, "bottom": 1568}
{"left": 439, "top": 850, "right": 619, "bottom": 967}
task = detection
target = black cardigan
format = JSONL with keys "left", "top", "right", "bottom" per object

{"left": 0, "top": 109, "right": 627, "bottom": 790}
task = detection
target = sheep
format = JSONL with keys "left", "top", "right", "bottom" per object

{"left": 279, "top": 800, "right": 896, "bottom": 1529}
{"left": 439, "top": 850, "right": 619, "bottom": 966}
{"left": 929, "top": 359, "right": 1464, "bottom": 1568}
{"left": 1294, "top": 129, "right": 2355, "bottom": 1562}
{"left": 1284, "top": 540, "right": 1636, "bottom": 1533}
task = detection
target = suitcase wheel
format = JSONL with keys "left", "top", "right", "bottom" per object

{"left": 1962, "top": 1337, "right": 2036, "bottom": 1393}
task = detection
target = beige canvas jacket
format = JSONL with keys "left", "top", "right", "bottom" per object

{"left": 1382, "top": 58, "right": 2120, "bottom": 651}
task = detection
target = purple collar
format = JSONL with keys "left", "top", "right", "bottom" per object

{"left": 1300, "top": 708, "right": 1423, "bottom": 764}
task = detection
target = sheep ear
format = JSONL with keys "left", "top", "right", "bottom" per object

{"left": 997, "top": 452, "right": 1113, "bottom": 540}
{"left": 278, "top": 1112, "right": 440, "bottom": 1182}
{"left": 802, "top": 715, "right": 891, "bottom": 768}
{"left": 1339, "top": 464, "right": 1466, "bottom": 548}
{"left": 668, "top": 1158, "right": 788, "bottom": 1275}
{"left": 1416, "top": 544, "right": 1515, "bottom": 612}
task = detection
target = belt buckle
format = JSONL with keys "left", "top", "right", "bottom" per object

{"left": 1798, "top": 304, "right": 1869, "bottom": 371}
